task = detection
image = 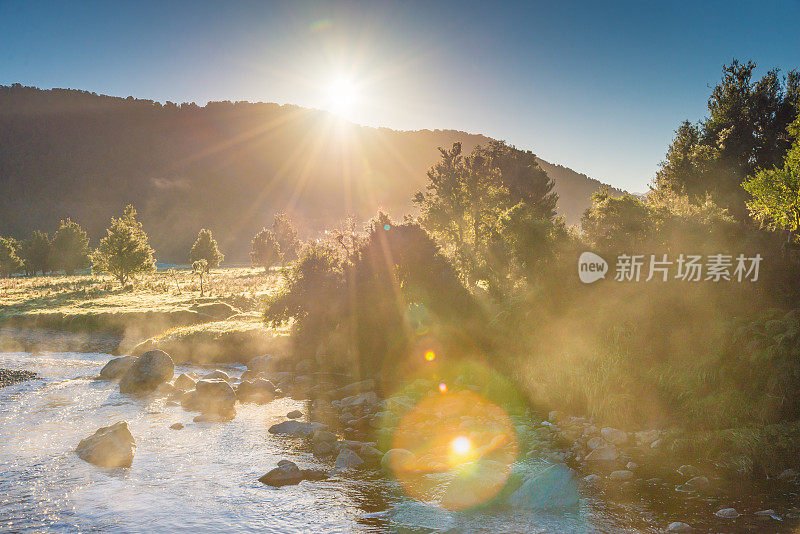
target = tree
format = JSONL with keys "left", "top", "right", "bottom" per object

{"left": 52, "top": 218, "right": 90, "bottom": 275}
{"left": 0, "top": 237, "right": 23, "bottom": 277}
{"left": 581, "top": 188, "right": 651, "bottom": 250}
{"left": 272, "top": 212, "right": 300, "bottom": 264}
{"left": 743, "top": 116, "right": 800, "bottom": 243}
{"left": 92, "top": 205, "right": 156, "bottom": 285}
{"left": 22, "top": 230, "right": 52, "bottom": 276}
{"left": 192, "top": 259, "right": 208, "bottom": 297}
{"left": 189, "top": 229, "right": 223, "bottom": 272}
{"left": 250, "top": 228, "right": 281, "bottom": 271}
{"left": 654, "top": 60, "right": 800, "bottom": 219}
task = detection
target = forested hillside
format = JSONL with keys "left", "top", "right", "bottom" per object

{"left": 0, "top": 85, "right": 621, "bottom": 261}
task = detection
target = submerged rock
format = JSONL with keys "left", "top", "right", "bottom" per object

{"left": 182, "top": 379, "right": 237, "bottom": 420}
{"left": 119, "top": 350, "right": 174, "bottom": 394}
{"left": 507, "top": 463, "right": 579, "bottom": 510}
{"left": 99, "top": 356, "right": 135, "bottom": 379}
{"left": 334, "top": 448, "right": 364, "bottom": 470}
{"left": 76, "top": 421, "right": 135, "bottom": 468}
{"left": 268, "top": 420, "right": 326, "bottom": 438}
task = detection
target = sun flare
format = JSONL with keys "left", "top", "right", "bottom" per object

{"left": 326, "top": 77, "right": 358, "bottom": 115}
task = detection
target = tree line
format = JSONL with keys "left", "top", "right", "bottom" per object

{"left": 0, "top": 207, "right": 301, "bottom": 284}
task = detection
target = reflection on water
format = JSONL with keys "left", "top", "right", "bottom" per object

{"left": 0, "top": 349, "right": 696, "bottom": 533}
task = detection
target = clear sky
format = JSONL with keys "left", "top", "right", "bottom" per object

{"left": 1, "top": 0, "right": 799, "bottom": 192}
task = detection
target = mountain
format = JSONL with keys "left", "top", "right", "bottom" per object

{"left": 0, "top": 85, "right": 625, "bottom": 262}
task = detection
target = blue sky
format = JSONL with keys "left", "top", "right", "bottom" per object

{"left": 1, "top": 0, "right": 799, "bottom": 192}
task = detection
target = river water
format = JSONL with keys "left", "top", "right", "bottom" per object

{"left": 1, "top": 347, "right": 790, "bottom": 533}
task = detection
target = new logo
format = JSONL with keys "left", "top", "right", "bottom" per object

{"left": 578, "top": 252, "right": 608, "bottom": 283}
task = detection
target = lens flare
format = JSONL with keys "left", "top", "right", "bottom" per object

{"left": 424, "top": 350, "right": 436, "bottom": 362}
{"left": 438, "top": 382, "right": 447, "bottom": 393}
{"left": 451, "top": 435, "right": 471, "bottom": 455}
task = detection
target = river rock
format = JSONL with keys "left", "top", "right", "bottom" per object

{"left": 584, "top": 445, "right": 619, "bottom": 462}
{"left": 182, "top": 379, "right": 237, "bottom": 420}
{"left": 76, "top": 421, "right": 135, "bottom": 468}
{"left": 677, "top": 464, "right": 698, "bottom": 477}
{"left": 259, "top": 460, "right": 303, "bottom": 486}
{"left": 609, "top": 470, "right": 634, "bottom": 482}
{"left": 287, "top": 410, "right": 303, "bottom": 419}
{"left": 666, "top": 522, "right": 693, "bottom": 532}
{"left": 99, "top": 356, "right": 135, "bottom": 379}
{"left": 714, "top": 508, "right": 740, "bottom": 519}
{"left": 236, "top": 378, "right": 276, "bottom": 403}
{"left": 600, "top": 427, "right": 628, "bottom": 445}
{"left": 587, "top": 437, "right": 606, "bottom": 450}
{"left": 119, "top": 350, "right": 174, "bottom": 394}
{"left": 583, "top": 474, "right": 601, "bottom": 486}
{"left": 247, "top": 355, "right": 272, "bottom": 373}
{"left": 334, "top": 448, "right": 365, "bottom": 470}
{"left": 312, "top": 430, "right": 337, "bottom": 443}
{"left": 170, "top": 423, "right": 184, "bottom": 430}
{"left": 173, "top": 373, "right": 196, "bottom": 391}
{"left": 202, "top": 370, "right": 230, "bottom": 382}
{"left": 268, "top": 420, "right": 327, "bottom": 438}
{"left": 300, "top": 468, "right": 329, "bottom": 481}
{"left": 676, "top": 476, "right": 709, "bottom": 493}
{"left": 507, "top": 463, "right": 579, "bottom": 510}
{"left": 312, "top": 440, "right": 335, "bottom": 457}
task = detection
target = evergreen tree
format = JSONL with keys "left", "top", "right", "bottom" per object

{"left": 0, "top": 237, "right": 23, "bottom": 277}
{"left": 52, "top": 218, "right": 91, "bottom": 275}
{"left": 22, "top": 230, "right": 52, "bottom": 275}
{"left": 250, "top": 228, "right": 281, "bottom": 271}
{"left": 189, "top": 229, "right": 224, "bottom": 272}
{"left": 92, "top": 205, "right": 156, "bottom": 285}
{"left": 272, "top": 212, "right": 300, "bottom": 264}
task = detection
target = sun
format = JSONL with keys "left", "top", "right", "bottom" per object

{"left": 325, "top": 77, "right": 358, "bottom": 116}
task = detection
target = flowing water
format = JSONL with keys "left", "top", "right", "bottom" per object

{"left": 0, "top": 344, "right": 792, "bottom": 533}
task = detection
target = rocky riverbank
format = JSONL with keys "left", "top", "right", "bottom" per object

{"left": 0, "top": 368, "right": 36, "bottom": 389}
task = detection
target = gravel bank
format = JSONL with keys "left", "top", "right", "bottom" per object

{"left": 0, "top": 369, "right": 36, "bottom": 389}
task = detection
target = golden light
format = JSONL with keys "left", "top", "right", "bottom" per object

{"left": 438, "top": 382, "right": 447, "bottom": 393}
{"left": 325, "top": 77, "right": 358, "bottom": 116}
{"left": 451, "top": 435, "right": 472, "bottom": 455}
{"left": 424, "top": 350, "right": 436, "bottom": 362}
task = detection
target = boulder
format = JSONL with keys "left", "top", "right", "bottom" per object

{"left": 259, "top": 460, "right": 303, "bottom": 487}
{"left": 76, "top": 421, "right": 136, "bottom": 468}
{"left": 236, "top": 378, "right": 276, "bottom": 403}
{"left": 676, "top": 476, "right": 709, "bottom": 493}
{"left": 587, "top": 437, "right": 606, "bottom": 450}
{"left": 119, "top": 350, "right": 174, "bottom": 394}
{"left": 333, "top": 379, "right": 376, "bottom": 399}
{"left": 609, "top": 470, "right": 634, "bottom": 482}
{"left": 312, "top": 430, "right": 337, "bottom": 443}
{"left": 240, "top": 369, "right": 265, "bottom": 382}
{"left": 666, "top": 522, "right": 693, "bottom": 532}
{"left": 182, "top": 379, "right": 237, "bottom": 420}
{"left": 286, "top": 410, "right": 303, "bottom": 419}
{"left": 334, "top": 448, "right": 365, "bottom": 470}
{"left": 381, "top": 449, "right": 415, "bottom": 472}
{"left": 173, "top": 373, "right": 197, "bottom": 391}
{"left": 582, "top": 474, "right": 601, "bottom": 486}
{"left": 507, "top": 463, "right": 579, "bottom": 510}
{"left": 202, "top": 370, "right": 231, "bottom": 382}
{"left": 247, "top": 355, "right": 272, "bottom": 373}
{"left": 312, "top": 441, "right": 335, "bottom": 457}
{"left": 268, "top": 420, "right": 327, "bottom": 438}
{"left": 600, "top": 427, "right": 628, "bottom": 445}
{"left": 715, "top": 508, "right": 740, "bottom": 519}
{"left": 300, "top": 468, "right": 329, "bottom": 481}
{"left": 99, "top": 356, "right": 135, "bottom": 379}
{"left": 584, "top": 445, "right": 619, "bottom": 462}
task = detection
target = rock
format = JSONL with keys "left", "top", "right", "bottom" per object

{"left": 584, "top": 445, "right": 619, "bottom": 462}
{"left": 202, "top": 370, "right": 230, "bottom": 382}
{"left": 677, "top": 464, "right": 698, "bottom": 477}
{"left": 99, "top": 356, "right": 135, "bottom": 379}
{"left": 240, "top": 369, "right": 265, "bottom": 382}
{"left": 714, "top": 508, "right": 740, "bottom": 519}
{"left": 236, "top": 378, "right": 276, "bottom": 403}
{"left": 587, "top": 437, "right": 606, "bottom": 450}
{"left": 583, "top": 474, "right": 601, "bottom": 486}
{"left": 359, "top": 444, "right": 383, "bottom": 465}
{"left": 119, "top": 350, "right": 174, "bottom": 394}
{"left": 635, "top": 429, "right": 661, "bottom": 446}
{"left": 441, "top": 460, "right": 507, "bottom": 509}
{"left": 312, "top": 430, "right": 337, "bottom": 443}
{"left": 312, "top": 441, "right": 335, "bottom": 457}
{"left": 259, "top": 461, "right": 303, "bottom": 487}
{"left": 381, "top": 449, "right": 416, "bottom": 472}
{"left": 76, "top": 421, "right": 136, "bottom": 468}
{"left": 295, "top": 359, "right": 314, "bottom": 374}
{"left": 154, "top": 382, "right": 177, "bottom": 397}
{"left": 777, "top": 468, "right": 798, "bottom": 480}
{"left": 600, "top": 427, "right": 628, "bottom": 445}
{"left": 173, "top": 373, "right": 196, "bottom": 391}
{"left": 507, "top": 463, "right": 579, "bottom": 510}
{"left": 268, "top": 420, "right": 327, "bottom": 438}
{"left": 334, "top": 448, "right": 365, "bottom": 470}
{"left": 548, "top": 410, "right": 563, "bottom": 423}
{"left": 247, "top": 355, "right": 272, "bottom": 373}
{"left": 300, "top": 468, "right": 329, "bottom": 481}
{"left": 666, "top": 522, "right": 693, "bottom": 532}
{"left": 755, "top": 509, "right": 776, "bottom": 517}
{"left": 170, "top": 423, "right": 184, "bottom": 430}
{"left": 609, "top": 470, "right": 634, "bottom": 482}
{"left": 333, "top": 379, "right": 376, "bottom": 399}
{"left": 626, "top": 462, "right": 639, "bottom": 470}
{"left": 286, "top": 410, "right": 303, "bottom": 419}
{"left": 182, "top": 379, "right": 237, "bottom": 420}
{"left": 676, "top": 476, "right": 709, "bottom": 493}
